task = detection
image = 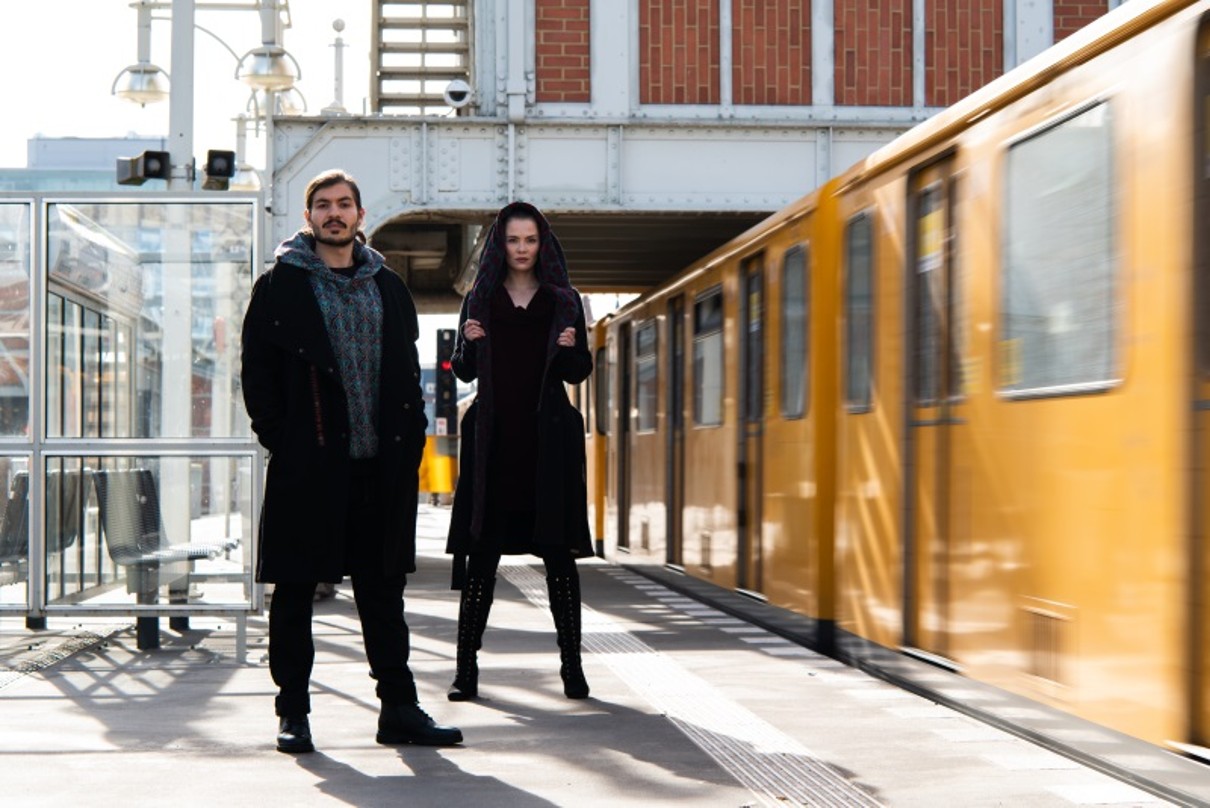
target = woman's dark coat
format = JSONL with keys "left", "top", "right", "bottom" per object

{"left": 445, "top": 202, "right": 594, "bottom": 585}
{"left": 241, "top": 235, "right": 428, "bottom": 583}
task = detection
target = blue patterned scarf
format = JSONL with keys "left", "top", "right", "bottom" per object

{"left": 276, "top": 231, "right": 384, "bottom": 459}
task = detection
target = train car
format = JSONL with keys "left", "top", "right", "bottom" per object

{"left": 835, "top": 0, "right": 1210, "bottom": 749}
{"left": 594, "top": 0, "right": 1210, "bottom": 752}
{"left": 596, "top": 185, "right": 844, "bottom": 636}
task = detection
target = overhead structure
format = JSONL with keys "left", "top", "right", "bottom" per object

{"left": 274, "top": 0, "right": 1101, "bottom": 311}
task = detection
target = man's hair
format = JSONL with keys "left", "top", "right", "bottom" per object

{"left": 304, "top": 169, "right": 362, "bottom": 211}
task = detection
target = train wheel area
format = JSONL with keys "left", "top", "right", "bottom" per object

{"left": 0, "top": 504, "right": 1192, "bottom": 807}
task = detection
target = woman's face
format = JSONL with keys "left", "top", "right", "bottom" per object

{"left": 504, "top": 217, "right": 540, "bottom": 275}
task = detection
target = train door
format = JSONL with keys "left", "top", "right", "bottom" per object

{"left": 905, "top": 160, "right": 965, "bottom": 660}
{"left": 666, "top": 296, "right": 685, "bottom": 567}
{"left": 617, "top": 322, "right": 632, "bottom": 551}
{"left": 1193, "top": 18, "right": 1210, "bottom": 747}
{"left": 738, "top": 257, "right": 765, "bottom": 595}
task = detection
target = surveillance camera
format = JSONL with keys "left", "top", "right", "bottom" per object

{"left": 443, "top": 79, "right": 473, "bottom": 109}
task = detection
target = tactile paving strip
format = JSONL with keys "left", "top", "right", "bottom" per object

{"left": 500, "top": 563, "right": 883, "bottom": 808}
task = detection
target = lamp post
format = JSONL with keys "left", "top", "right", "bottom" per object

{"left": 112, "top": 0, "right": 301, "bottom": 190}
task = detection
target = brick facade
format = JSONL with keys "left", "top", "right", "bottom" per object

{"left": 1054, "top": 0, "right": 1108, "bottom": 41}
{"left": 640, "top": 0, "right": 721, "bottom": 104}
{"left": 536, "top": 0, "right": 592, "bottom": 102}
{"left": 834, "top": 0, "right": 913, "bottom": 106}
{"left": 927, "top": 0, "right": 1002, "bottom": 106}
{"left": 732, "top": 0, "right": 811, "bottom": 105}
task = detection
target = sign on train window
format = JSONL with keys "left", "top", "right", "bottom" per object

{"left": 635, "top": 320, "right": 658, "bottom": 433}
{"left": 693, "top": 288, "right": 724, "bottom": 426}
{"left": 781, "top": 245, "right": 809, "bottom": 419}
{"left": 1002, "top": 103, "right": 1116, "bottom": 395}
{"left": 845, "top": 214, "right": 874, "bottom": 412}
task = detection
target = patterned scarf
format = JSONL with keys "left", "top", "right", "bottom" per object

{"left": 275, "top": 231, "right": 384, "bottom": 459}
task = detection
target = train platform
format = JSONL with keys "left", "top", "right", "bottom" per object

{"left": 0, "top": 504, "right": 1204, "bottom": 807}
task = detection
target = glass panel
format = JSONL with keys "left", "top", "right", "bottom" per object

{"left": 0, "top": 456, "right": 31, "bottom": 605}
{"left": 44, "top": 455, "right": 255, "bottom": 609}
{"left": 635, "top": 321, "right": 658, "bottom": 433}
{"left": 781, "top": 246, "right": 808, "bottom": 418}
{"left": 0, "top": 205, "right": 30, "bottom": 438}
{"left": 846, "top": 215, "right": 874, "bottom": 411}
{"left": 46, "top": 295, "right": 62, "bottom": 438}
{"left": 46, "top": 202, "right": 255, "bottom": 439}
{"left": 1003, "top": 104, "right": 1116, "bottom": 392}
{"left": 693, "top": 289, "right": 724, "bottom": 426}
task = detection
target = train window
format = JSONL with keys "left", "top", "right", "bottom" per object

{"left": 635, "top": 320, "right": 658, "bottom": 433}
{"left": 780, "top": 245, "right": 809, "bottom": 418}
{"left": 594, "top": 346, "right": 610, "bottom": 436}
{"left": 845, "top": 214, "right": 875, "bottom": 412}
{"left": 693, "top": 288, "right": 724, "bottom": 426}
{"left": 1002, "top": 103, "right": 1116, "bottom": 394}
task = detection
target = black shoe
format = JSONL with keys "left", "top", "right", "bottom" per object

{"left": 561, "top": 662, "right": 590, "bottom": 700}
{"left": 276, "top": 715, "right": 314, "bottom": 754}
{"left": 377, "top": 702, "right": 463, "bottom": 746}
{"left": 447, "top": 668, "right": 478, "bottom": 702}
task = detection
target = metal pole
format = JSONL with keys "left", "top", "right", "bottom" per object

{"left": 168, "top": 0, "right": 196, "bottom": 189}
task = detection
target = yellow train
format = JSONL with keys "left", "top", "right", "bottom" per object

{"left": 583, "top": 0, "right": 1210, "bottom": 752}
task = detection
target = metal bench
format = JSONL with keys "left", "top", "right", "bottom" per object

{"left": 0, "top": 472, "right": 28, "bottom": 586}
{"left": 93, "top": 468, "right": 240, "bottom": 648}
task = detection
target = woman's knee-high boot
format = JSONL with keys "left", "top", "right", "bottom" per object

{"left": 448, "top": 574, "right": 495, "bottom": 701}
{"left": 547, "top": 573, "right": 590, "bottom": 699}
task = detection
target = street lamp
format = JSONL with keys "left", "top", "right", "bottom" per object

{"left": 236, "top": 1, "right": 300, "bottom": 91}
{"left": 111, "top": 1, "right": 170, "bottom": 106}
{"left": 111, "top": 0, "right": 300, "bottom": 190}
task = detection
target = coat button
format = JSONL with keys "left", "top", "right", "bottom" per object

{"left": 394, "top": 435, "right": 402, "bottom": 442}
{"left": 327, "top": 367, "right": 335, "bottom": 374}
{"left": 273, "top": 320, "right": 281, "bottom": 327}
{"left": 297, "top": 348, "right": 304, "bottom": 354}
{"left": 403, "top": 403, "right": 410, "bottom": 409}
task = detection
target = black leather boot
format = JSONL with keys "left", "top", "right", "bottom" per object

{"left": 376, "top": 702, "right": 463, "bottom": 746}
{"left": 276, "top": 714, "right": 314, "bottom": 753}
{"left": 448, "top": 574, "right": 495, "bottom": 701}
{"left": 547, "top": 572, "right": 590, "bottom": 699}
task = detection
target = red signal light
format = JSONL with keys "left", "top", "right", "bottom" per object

{"left": 440, "top": 360, "right": 452, "bottom": 371}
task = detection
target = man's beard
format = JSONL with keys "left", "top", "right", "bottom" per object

{"left": 314, "top": 228, "right": 356, "bottom": 248}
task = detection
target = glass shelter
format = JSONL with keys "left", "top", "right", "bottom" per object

{"left": 0, "top": 193, "right": 261, "bottom": 656}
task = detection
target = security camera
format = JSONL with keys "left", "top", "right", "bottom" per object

{"left": 443, "top": 79, "right": 473, "bottom": 109}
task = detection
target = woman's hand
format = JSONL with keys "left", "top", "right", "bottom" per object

{"left": 556, "top": 327, "right": 576, "bottom": 348}
{"left": 463, "top": 319, "right": 486, "bottom": 342}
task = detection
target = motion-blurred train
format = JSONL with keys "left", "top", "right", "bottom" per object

{"left": 576, "top": 0, "right": 1210, "bottom": 752}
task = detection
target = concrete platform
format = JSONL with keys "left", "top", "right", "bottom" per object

{"left": 0, "top": 505, "right": 1195, "bottom": 807}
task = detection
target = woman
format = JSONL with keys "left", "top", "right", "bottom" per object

{"left": 445, "top": 201, "right": 594, "bottom": 701}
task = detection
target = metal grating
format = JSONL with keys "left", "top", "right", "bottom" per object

{"left": 372, "top": 0, "right": 473, "bottom": 115}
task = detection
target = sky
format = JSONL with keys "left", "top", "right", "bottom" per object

{"left": 1, "top": 0, "right": 373, "bottom": 169}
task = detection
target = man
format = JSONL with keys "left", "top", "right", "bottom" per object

{"left": 241, "top": 169, "right": 462, "bottom": 753}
